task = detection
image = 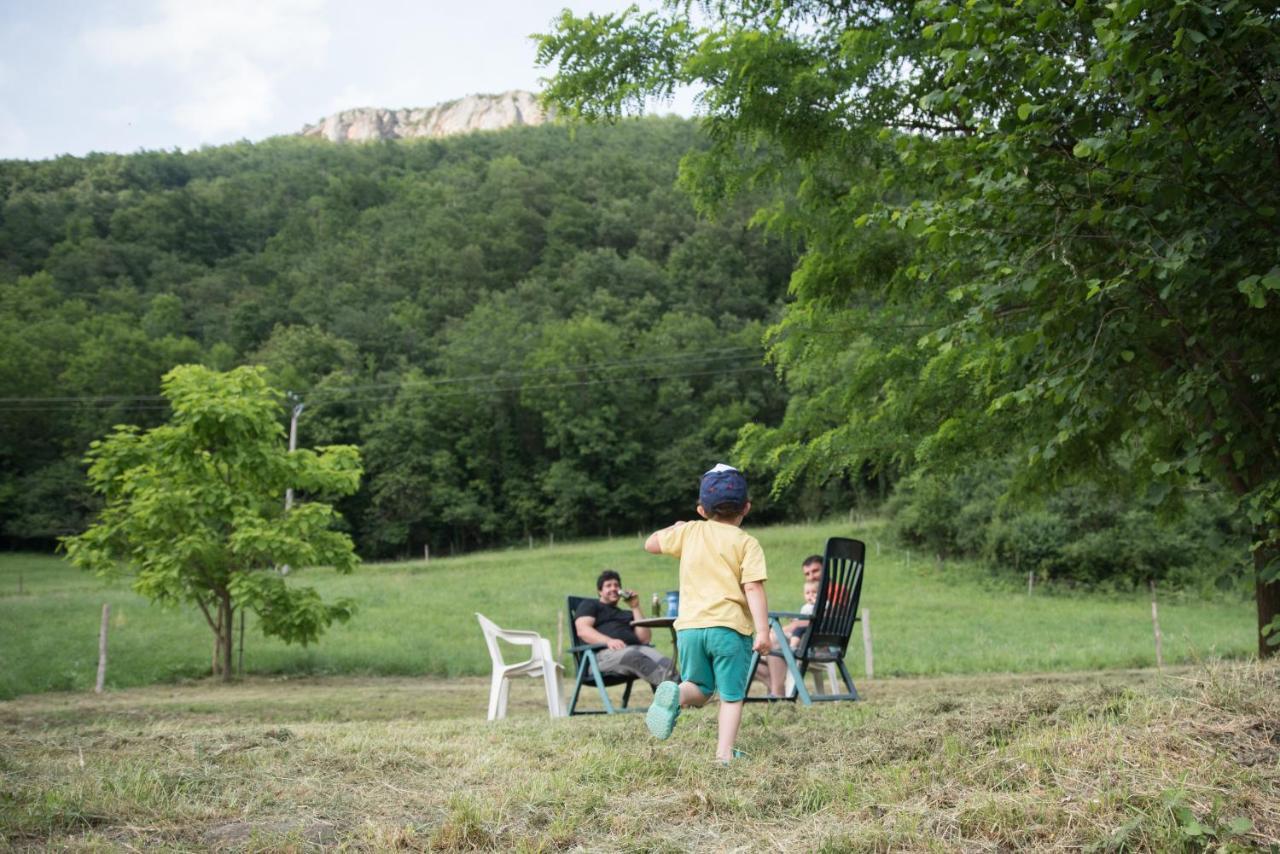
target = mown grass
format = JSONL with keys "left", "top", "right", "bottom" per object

{"left": 1, "top": 663, "right": 1276, "bottom": 850}
{"left": 0, "top": 519, "right": 1256, "bottom": 699}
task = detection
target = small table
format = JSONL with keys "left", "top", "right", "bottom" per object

{"left": 631, "top": 616, "right": 679, "bottom": 682}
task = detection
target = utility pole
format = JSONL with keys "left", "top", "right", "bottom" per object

{"left": 280, "top": 395, "right": 305, "bottom": 576}
{"left": 95, "top": 603, "right": 110, "bottom": 693}
{"left": 285, "top": 396, "right": 305, "bottom": 512}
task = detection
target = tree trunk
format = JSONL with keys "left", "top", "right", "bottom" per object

{"left": 212, "top": 608, "right": 223, "bottom": 677}
{"left": 219, "top": 594, "right": 235, "bottom": 681}
{"left": 212, "top": 594, "right": 235, "bottom": 681}
{"left": 1256, "top": 537, "right": 1280, "bottom": 660}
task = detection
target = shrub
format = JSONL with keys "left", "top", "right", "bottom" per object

{"left": 889, "top": 467, "right": 1248, "bottom": 594}
{"left": 886, "top": 467, "right": 1002, "bottom": 558}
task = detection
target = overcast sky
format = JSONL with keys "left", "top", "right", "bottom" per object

{"left": 0, "top": 0, "right": 690, "bottom": 161}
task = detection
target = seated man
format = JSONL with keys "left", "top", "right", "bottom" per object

{"left": 574, "top": 569, "right": 675, "bottom": 690}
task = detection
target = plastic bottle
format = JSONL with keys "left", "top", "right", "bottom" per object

{"left": 651, "top": 593, "right": 661, "bottom": 617}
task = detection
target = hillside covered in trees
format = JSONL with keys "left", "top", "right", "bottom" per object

{"left": 0, "top": 109, "right": 1253, "bottom": 603}
{"left": 0, "top": 118, "right": 810, "bottom": 558}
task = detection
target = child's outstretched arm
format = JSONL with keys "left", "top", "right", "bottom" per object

{"left": 644, "top": 520, "right": 686, "bottom": 554}
{"left": 741, "top": 580, "right": 772, "bottom": 654}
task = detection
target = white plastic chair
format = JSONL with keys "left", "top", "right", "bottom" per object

{"left": 475, "top": 613, "right": 565, "bottom": 720}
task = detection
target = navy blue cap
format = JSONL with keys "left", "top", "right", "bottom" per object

{"left": 699, "top": 464, "right": 748, "bottom": 511}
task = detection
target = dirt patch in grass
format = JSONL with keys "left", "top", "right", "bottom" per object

{"left": 202, "top": 818, "right": 337, "bottom": 849}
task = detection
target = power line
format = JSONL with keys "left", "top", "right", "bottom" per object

{"left": 0, "top": 315, "right": 961, "bottom": 411}
{"left": 310, "top": 347, "right": 760, "bottom": 397}
{"left": 0, "top": 407, "right": 172, "bottom": 414}
{"left": 0, "top": 347, "right": 762, "bottom": 409}
{"left": 0, "top": 358, "right": 775, "bottom": 414}
{"left": 0, "top": 315, "right": 955, "bottom": 412}
{"left": 0, "top": 393, "right": 167, "bottom": 405}
{"left": 312, "top": 364, "right": 774, "bottom": 407}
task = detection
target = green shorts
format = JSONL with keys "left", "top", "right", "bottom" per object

{"left": 677, "top": 626, "right": 753, "bottom": 703}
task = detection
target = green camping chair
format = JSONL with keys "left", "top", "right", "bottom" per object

{"left": 565, "top": 595, "right": 642, "bottom": 715}
{"left": 745, "top": 536, "right": 865, "bottom": 705}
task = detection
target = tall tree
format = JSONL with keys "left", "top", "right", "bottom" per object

{"left": 537, "top": 0, "right": 1280, "bottom": 654}
{"left": 62, "top": 366, "right": 362, "bottom": 680}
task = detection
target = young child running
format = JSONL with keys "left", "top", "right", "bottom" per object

{"left": 643, "top": 463, "right": 772, "bottom": 762}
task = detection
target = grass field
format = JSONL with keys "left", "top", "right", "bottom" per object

{"left": 0, "top": 519, "right": 1256, "bottom": 700}
{"left": 2, "top": 663, "right": 1276, "bottom": 850}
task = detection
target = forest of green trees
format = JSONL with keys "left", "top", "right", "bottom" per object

{"left": 1, "top": 22, "right": 1269, "bottom": 640}
{"left": 0, "top": 119, "right": 824, "bottom": 558}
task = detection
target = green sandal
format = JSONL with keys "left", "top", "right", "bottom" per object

{"left": 645, "top": 681, "right": 681, "bottom": 740}
{"left": 716, "top": 748, "right": 748, "bottom": 766}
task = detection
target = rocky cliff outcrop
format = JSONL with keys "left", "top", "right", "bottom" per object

{"left": 300, "top": 90, "right": 549, "bottom": 142}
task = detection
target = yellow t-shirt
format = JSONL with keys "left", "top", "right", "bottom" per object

{"left": 657, "top": 520, "right": 767, "bottom": 636}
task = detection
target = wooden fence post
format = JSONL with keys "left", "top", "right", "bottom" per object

{"left": 861, "top": 608, "right": 874, "bottom": 680}
{"left": 95, "top": 603, "right": 110, "bottom": 693}
{"left": 1149, "top": 579, "right": 1164, "bottom": 669}
{"left": 1028, "top": 570, "right": 1035, "bottom": 596}
{"left": 556, "top": 610, "right": 564, "bottom": 661}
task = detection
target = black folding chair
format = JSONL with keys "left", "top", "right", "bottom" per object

{"left": 745, "top": 536, "right": 865, "bottom": 705}
{"left": 565, "top": 595, "right": 641, "bottom": 715}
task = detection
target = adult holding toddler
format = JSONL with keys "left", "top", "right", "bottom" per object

{"left": 642, "top": 464, "right": 772, "bottom": 763}
{"left": 783, "top": 554, "right": 826, "bottom": 640}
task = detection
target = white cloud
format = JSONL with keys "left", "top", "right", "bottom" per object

{"left": 0, "top": 108, "right": 32, "bottom": 159}
{"left": 84, "top": 0, "right": 330, "bottom": 68}
{"left": 321, "top": 79, "right": 440, "bottom": 116}
{"left": 172, "top": 57, "right": 275, "bottom": 136}
{"left": 81, "top": 0, "right": 330, "bottom": 139}
{"left": 6, "top": 0, "right": 691, "bottom": 158}
{"left": 323, "top": 84, "right": 388, "bottom": 115}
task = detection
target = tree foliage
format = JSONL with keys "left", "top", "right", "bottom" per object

{"left": 537, "top": 1, "right": 1280, "bottom": 653}
{"left": 0, "top": 120, "right": 815, "bottom": 555}
{"left": 887, "top": 462, "right": 1247, "bottom": 593}
{"left": 61, "top": 365, "right": 362, "bottom": 679}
